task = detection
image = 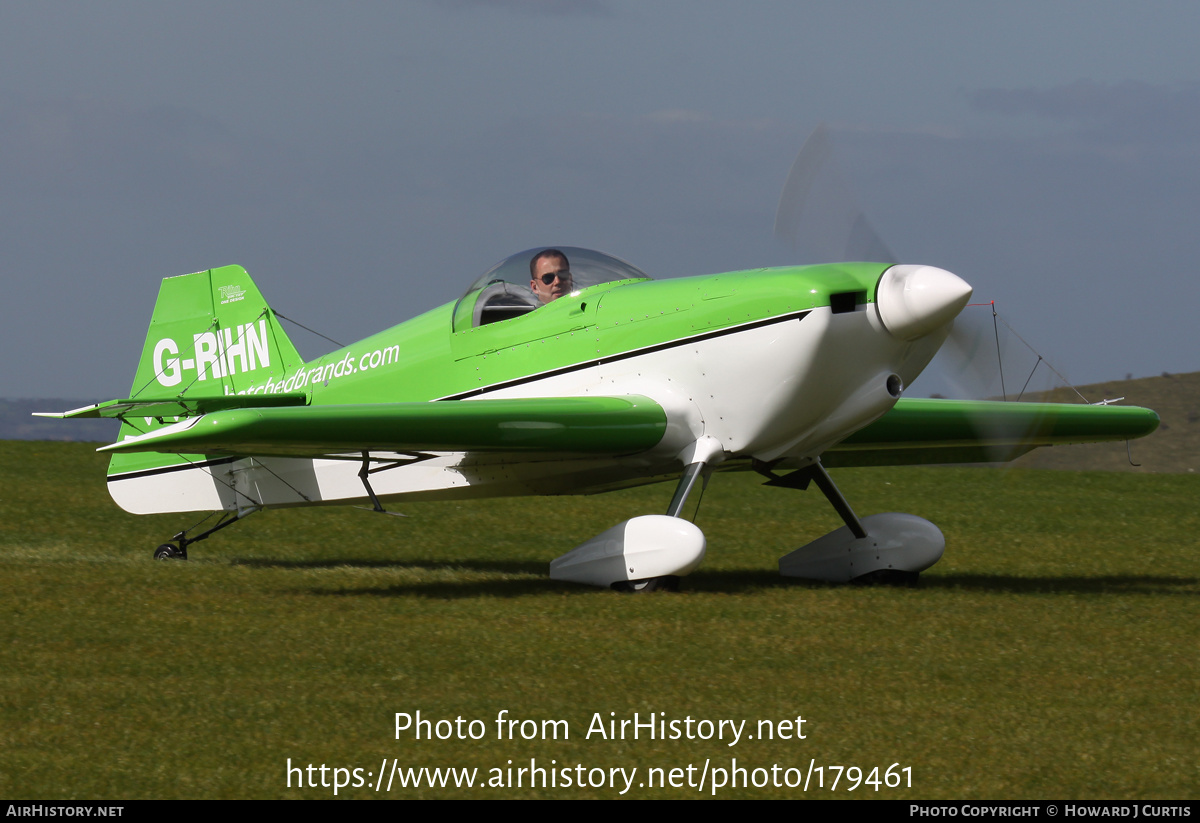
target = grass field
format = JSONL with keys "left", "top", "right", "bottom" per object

{"left": 1, "top": 440, "right": 1196, "bottom": 799}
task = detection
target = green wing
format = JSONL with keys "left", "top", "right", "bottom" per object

{"left": 823, "top": 398, "right": 1160, "bottom": 467}
{"left": 86, "top": 394, "right": 1157, "bottom": 467}
{"left": 98, "top": 395, "right": 668, "bottom": 458}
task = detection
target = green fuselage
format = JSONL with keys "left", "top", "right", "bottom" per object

{"left": 301, "top": 263, "right": 884, "bottom": 406}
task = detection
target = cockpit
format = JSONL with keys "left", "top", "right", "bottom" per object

{"left": 452, "top": 247, "right": 652, "bottom": 332}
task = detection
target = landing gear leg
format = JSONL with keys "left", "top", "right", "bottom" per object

{"left": 760, "top": 460, "right": 944, "bottom": 584}
{"left": 665, "top": 459, "right": 713, "bottom": 519}
{"left": 152, "top": 508, "right": 259, "bottom": 561}
{"left": 761, "top": 461, "right": 867, "bottom": 537}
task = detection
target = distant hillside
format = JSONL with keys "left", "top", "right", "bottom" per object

{"left": 3, "top": 372, "right": 1195, "bottom": 472}
{"left": 1011, "top": 371, "right": 1199, "bottom": 474}
{"left": 0, "top": 399, "right": 118, "bottom": 442}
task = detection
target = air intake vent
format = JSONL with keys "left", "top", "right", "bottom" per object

{"left": 830, "top": 290, "right": 866, "bottom": 314}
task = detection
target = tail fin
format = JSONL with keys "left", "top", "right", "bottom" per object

{"left": 107, "top": 265, "right": 306, "bottom": 505}
{"left": 127, "top": 265, "right": 303, "bottom": 400}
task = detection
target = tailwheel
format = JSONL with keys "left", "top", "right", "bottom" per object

{"left": 151, "top": 508, "right": 259, "bottom": 563}
{"left": 153, "top": 543, "right": 187, "bottom": 561}
{"left": 612, "top": 576, "right": 680, "bottom": 594}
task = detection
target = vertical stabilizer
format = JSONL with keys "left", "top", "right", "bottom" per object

{"left": 108, "top": 265, "right": 305, "bottom": 499}
{"left": 126, "top": 265, "right": 303, "bottom": 400}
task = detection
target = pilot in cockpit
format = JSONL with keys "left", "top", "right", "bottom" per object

{"left": 529, "top": 248, "right": 574, "bottom": 304}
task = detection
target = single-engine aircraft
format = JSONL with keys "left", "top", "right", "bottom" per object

{"left": 41, "top": 245, "right": 1158, "bottom": 590}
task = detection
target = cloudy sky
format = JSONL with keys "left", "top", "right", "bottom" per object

{"left": 4, "top": 0, "right": 1198, "bottom": 401}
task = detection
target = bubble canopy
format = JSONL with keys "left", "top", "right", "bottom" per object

{"left": 453, "top": 247, "right": 652, "bottom": 330}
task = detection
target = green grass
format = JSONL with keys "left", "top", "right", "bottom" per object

{"left": 0, "top": 441, "right": 1196, "bottom": 798}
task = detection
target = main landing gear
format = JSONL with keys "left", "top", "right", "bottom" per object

{"left": 758, "top": 460, "right": 944, "bottom": 584}
{"left": 152, "top": 508, "right": 258, "bottom": 561}
{"left": 550, "top": 437, "right": 723, "bottom": 593}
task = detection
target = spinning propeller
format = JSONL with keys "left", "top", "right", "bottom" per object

{"left": 774, "top": 123, "right": 1070, "bottom": 460}
{"left": 774, "top": 122, "right": 895, "bottom": 265}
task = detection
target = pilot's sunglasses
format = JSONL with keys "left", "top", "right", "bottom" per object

{"left": 539, "top": 270, "right": 570, "bottom": 285}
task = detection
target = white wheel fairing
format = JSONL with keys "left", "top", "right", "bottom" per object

{"left": 549, "top": 515, "right": 706, "bottom": 588}
{"left": 779, "top": 513, "right": 945, "bottom": 582}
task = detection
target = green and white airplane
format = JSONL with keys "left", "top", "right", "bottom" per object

{"left": 42, "top": 246, "right": 1158, "bottom": 589}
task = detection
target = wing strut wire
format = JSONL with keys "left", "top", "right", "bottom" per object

{"left": 995, "top": 306, "right": 1089, "bottom": 403}
{"left": 175, "top": 455, "right": 262, "bottom": 508}
{"left": 1016, "top": 356, "right": 1043, "bottom": 402}
{"left": 990, "top": 302, "right": 1008, "bottom": 401}
{"left": 128, "top": 317, "right": 219, "bottom": 400}
{"left": 970, "top": 301, "right": 1091, "bottom": 404}
{"left": 245, "top": 457, "right": 313, "bottom": 504}
{"left": 129, "top": 308, "right": 276, "bottom": 402}
{"left": 274, "top": 310, "right": 345, "bottom": 349}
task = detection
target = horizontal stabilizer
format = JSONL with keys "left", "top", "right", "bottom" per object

{"left": 36, "top": 393, "right": 307, "bottom": 421}
{"left": 99, "top": 395, "right": 667, "bottom": 458}
{"left": 824, "top": 398, "right": 1159, "bottom": 467}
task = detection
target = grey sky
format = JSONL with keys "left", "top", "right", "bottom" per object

{"left": 3, "top": 1, "right": 1198, "bottom": 399}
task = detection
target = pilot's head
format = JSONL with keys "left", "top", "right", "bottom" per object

{"left": 530, "top": 248, "right": 572, "bottom": 304}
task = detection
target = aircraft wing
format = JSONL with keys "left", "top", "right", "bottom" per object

{"left": 822, "top": 398, "right": 1160, "bottom": 467}
{"left": 82, "top": 394, "right": 1157, "bottom": 467}
{"left": 97, "top": 395, "right": 668, "bottom": 458}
